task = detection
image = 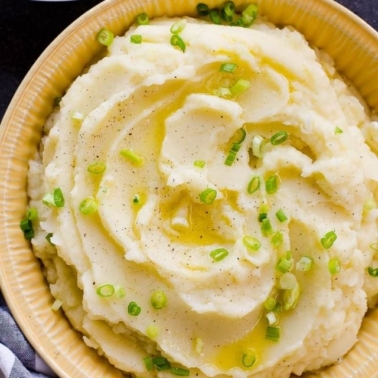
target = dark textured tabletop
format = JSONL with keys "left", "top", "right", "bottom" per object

{"left": 0, "top": 0, "right": 377, "bottom": 122}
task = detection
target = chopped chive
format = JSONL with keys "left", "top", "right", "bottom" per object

{"left": 194, "top": 160, "right": 206, "bottom": 168}
{"left": 265, "top": 175, "right": 278, "bottom": 194}
{"left": 232, "top": 128, "right": 247, "bottom": 144}
{"left": 282, "top": 282, "right": 300, "bottom": 310}
{"left": 321, "top": 230, "right": 337, "bottom": 249}
{"left": 171, "top": 34, "right": 186, "bottom": 52}
{"left": 241, "top": 3, "right": 258, "bottom": 27}
{"left": 79, "top": 196, "right": 98, "bottom": 215}
{"left": 136, "top": 13, "right": 149, "bottom": 25}
{"left": 210, "top": 248, "right": 229, "bottom": 262}
{"left": 53, "top": 188, "right": 65, "bottom": 208}
{"left": 264, "top": 297, "right": 277, "bottom": 311}
{"left": 199, "top": 188, "right": 217, "bottom": 204}
{"left": 152, "top": 357, "right": 171, "bottom": 371}
{"left": 196, "top": 3, "right": 209, "bottom": 16}
{"left": 87, "top": 161, "right": 106, "bottom": 174}
{"left": 242, "top": 235, "right": 261, "bottom": 251}
{"left": 224, "top": 149, "right": 237, "bottom": 166}
{"left": 230, "top": 79, "right": 250, "bottom": 95}
{"left": 209, "top": 9, "right": 222, "bottom": 24}
{"left": 120, "top": 148, "right": 144, "bottom": 166}
{"left": 146, "top": 325, "right": 159, "bottom": 338}
{"left": 222, "top": 1, "right": 235, "bottom": 18}
{"left": 261, "top": 217, "right": 273, "bottom": 236}
{"left": 242, "top": 350, "right": 257, "bottom": 367}
{"left": 266, "top": 311, "right": 278, "bottom": 325}
{"left": 328, "top": 258, "right": 341, "bottom": 274}
{"left": 220, "top": 62, "right": 238, "bottom": 73}
{"left": 45, "top": 233, "right": 55, "bottom": 245}
{"left": 170, "top": 19, "right": 187, "bottom": 34}
{"left": 42, "top": 193, "right": 55, "bottom": 207}
{"left": 258, "top": 212, "right": 267, "bottom": 222}
{"left": 335, "top": 126, "right": 343, "bottom": 134}
{"left": 115, "top": 285, "right": 126, "bottom": 298}
{"left": 265, "top": 325, "right": 280, "bottom": 342}
{"left": 171, "top": 367, "right": 190, "bottom": 376}
{"left": 276, "top": 257, "right": 292, "bottom": 273}
{"left": 133, "top": 194, "right": 141, "bottom": 204}
{"left": 128, "top": 301, "right": 142, "bottom": 316}
{"left": 270, "top": 131, "right": 288, "bottom": 145}
{"left": 279, "top": 272, "right": 297, "bottom": 290}
{"left": 271, "top": 231, "right": 283, "bottom": 247}
{"left": 275, "top": 209, "right": 287, "bottom": 222}
{"left": 130, "top": 34, "right": 142, "bottom": 44}
{"left": 247, "top": 176, "right": 260, "bottom": 194}
{"left": 368, "top": 267, "right": 378, "bottom": 277}
{"left": 151, "top": 290, "right": 167, "bottom": 309}
{"left": 144, "top": 357, "right": 154, "bottom": 371}
{"left": 20, "top": 218, "right": 32, "bottom": 231}
{"left": 251, "top": 135, "right": 265, "bottom": 158}
{"left": 96, "top": 284, "right": 114, "bottom": 297}
{"left": 296, "top": 256, "right": 313, "bottom": 272}
{"left": 26, "top": 208, "right": 38, "bottom": 220}
{"left": 96, "top": 28, "right": 114, "bottom": 46}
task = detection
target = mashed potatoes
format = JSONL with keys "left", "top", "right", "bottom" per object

{"left": 27, "top": 8, "right": 378, "bottom": 378}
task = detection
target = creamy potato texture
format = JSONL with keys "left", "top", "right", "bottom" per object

{"left": 28, "top": 14, "right": 378, "bottom": 378}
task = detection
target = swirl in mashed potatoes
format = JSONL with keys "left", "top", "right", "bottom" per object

{"left": 28, "top": 10, "right": 378, "bottom": 378}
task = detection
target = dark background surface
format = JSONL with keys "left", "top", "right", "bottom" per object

{"left": 0, "top": 0, "right": 377, "bottom": 121}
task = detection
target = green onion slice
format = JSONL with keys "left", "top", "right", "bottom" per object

{"left": 247, "top": 176, "right": 260, "bottom": 194}
{"left": 136, "top": 13, "right": 149, "bottom": 25}
{"left": 54, "top": 97, "right": 62, "bottom": 107}
{"left": 170, "top": 34, "right": 186, "bottom": 52}
{"left": 368, "top": 267, "right": 378, "bottom": 277}
{"left": 265, "top": 325, "right": 280, "bottom": 342}
{"left": 152, "top": 357, "right": 171, "bottom": 371}
{"left": 146, "top": 325, "right": 159, "bottom": 338}
{"left": 242, "top": 349, "right": 257, "bottom": 368}
{"left": 194, "top": 160, "right": 206, "bottom": 168}
{"left": 222, "top": 1, "right": 235, "bottom": 18}
{"left": 275, "top": 209, "right": 287, "bottom": 222}
{"left": 264, "top": 297, "right": 277, "bottom": 311}
{"left": 328, "top": 258, "right": 341, "bottom": 274}
{"left": 115, "top": 285, "right": 126, "bottom": 298}
{"left": 199, "top": 188, "right": 217, "bottom": 204}
{"left": 210, "top": 248, "right": 229, "bottom": 262}
{"left": 279, "top": 272, "right": 297, "bottom": 290}
{"left": 151, "top": 290, "right": 167, "bottom": 309}
{"left": 296, "top": 256, "right": 313, "bottom": 272}
{"left": 271, "top": 231, "right": 283, "bottom": 247}
{"left": 321, "top": 230, "right": 337, "bottom": 249}
{"left": 171, "top": 367, "right": 190, "bottom": 376}
{"left": 230, "top": 79, "right": 250, "bottom": 95}
{"left": 128, "top": 301, "right": 142, "bottom": 316}
{"left": 242, "top": 235, "right": 261, "bottom": 251}
{"left": 209, "top": 9, "right": 222, "bottom": 24}
{"left": 251, "top": 135, "right": 265, "bottom": 158}
{"left": 96, "top": 28, "right": 114, "bottom": 46}
{"left": 261, "top": 217, "right": 273, "bottom": 237}
{"left": 220, "top": 62, "right": 238, "bottom": 73}
{"left": 131, "top": 34, "right": 142, "bottom": 44}
{"left": 170, "top": 19, "right": 187, "bottom": 34}
{"left": 42, "top": 193, "right": 55, "bottom": 207}
{"left": 370, "top": 243, "right": 378, "bottom": 252}
{"left": 196, "top": 3, "right": 210, "bottom": 16}
{"left": 270, "top": 131, "right": 288, "bottom": 145}
{"left": 79, "top": 196, "right": 98, "bottom": 215}
{"left": 26, "top": 208, "right": 38, "bottom": 220}
{"left": 265, "top": 175, "right": 278, "bottom": 195}
{"left": 51, "top": 298, "right": 63, "bottom": 312}
{"left": 96, "top": 284, "right": 115, "bottom": 297}
{"left": 276, "top": 257, "right": 292, "bottom": 273}
{"left": 53, "top": 188, "right": 65, "bottom": 208}
{"left": 282, "top": 282, "right": 300, "bottom": 310}
{"left": 20, "top": 218, "right": 32, "bottom": 231}
{"left": 120, "top": 148, "right": 144, "bottom": 166}
{"left": 87, "top": 161, "right": 106, "bottom": 174}
{"left": 335, "top": 126, "right": 343, "bottom": 134}
{"left": 241, "top": 3, "right": 258, "bottom": 27}
{"left": 144, "top": 357, "right": 154, "bottom": 371}
{"left": 266, "top": 311, "right": 278, "bottom": 326}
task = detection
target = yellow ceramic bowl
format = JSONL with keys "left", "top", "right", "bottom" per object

{"left": 1, "top": 0, "right": 378, "bottom": 377}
